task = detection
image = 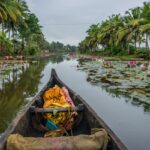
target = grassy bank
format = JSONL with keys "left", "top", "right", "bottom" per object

{"left": 80, "top": 49, "right": 150, "bottom": 61}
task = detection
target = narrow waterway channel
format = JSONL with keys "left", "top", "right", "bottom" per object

{"left": 0, "top": 55, "right": 150, "bottom": 150}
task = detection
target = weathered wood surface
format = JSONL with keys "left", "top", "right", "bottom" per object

{"left": 0, "top": 68, "right": 128, "bottom": 150}
{"left": 30, "top": 104, "right": 84, "bottom": 113}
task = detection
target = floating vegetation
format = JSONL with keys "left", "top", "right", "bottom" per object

{"left": 77, "top": 58, "right": 150, "bottom": 110}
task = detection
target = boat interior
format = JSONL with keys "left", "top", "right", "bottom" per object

{"left": 0, "top": 71, "right": 120, "bottom": 150}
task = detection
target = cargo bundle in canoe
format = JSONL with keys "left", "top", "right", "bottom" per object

{"left": 0, "top": 69, "right": 127, "bottom": 150}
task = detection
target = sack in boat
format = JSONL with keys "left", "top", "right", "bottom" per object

{"left": 7, "top": 128, "right": 108, "bottom": 150}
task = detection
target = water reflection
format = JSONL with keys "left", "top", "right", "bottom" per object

{"left": 0, "top": 54, "right": 70, "bottom": 133}
{"left": 0, "top": 62, "right": 45, "bottom": 133}
{"left": 47, "top": 54, "right": 71, "bottom": 64}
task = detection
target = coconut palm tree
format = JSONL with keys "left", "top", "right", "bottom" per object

{"left": 79, "top": 2, "right": 150, "bottom": 54}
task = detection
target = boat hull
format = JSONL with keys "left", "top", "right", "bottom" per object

{"left": 0, "top": 69, "right": 127, "bottom": 150}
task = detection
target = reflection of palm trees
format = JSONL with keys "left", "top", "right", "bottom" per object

{"left": 48, "top": 55, "right": 67, "bottom": 64}
{"left": 0, "top": 60, "right": 48, "bottom": 133}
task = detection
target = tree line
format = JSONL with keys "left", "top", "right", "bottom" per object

{"left": 47, "top": 41, "right": 77, "bottom": 52}
{"left": 79, "top": 2, "right": 150, "bottom": 56}
{"left": 0, "top": 0, "right": 49, "bottom": 56}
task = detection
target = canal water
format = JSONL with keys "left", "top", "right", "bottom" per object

{"left": 0, "top": 55, "right": 150, "bottom": 150}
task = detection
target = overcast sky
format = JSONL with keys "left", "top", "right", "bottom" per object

{"left": 25, "top": 0, "right": 146, "bottom": 45}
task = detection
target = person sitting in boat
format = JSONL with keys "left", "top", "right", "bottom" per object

{"left": 127, "top": 60, "right": 136, "bottom": 68}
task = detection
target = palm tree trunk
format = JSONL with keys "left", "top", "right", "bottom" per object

{"left": 127, "top": 44, "right": 130, "bottom": 54}
{"left": 146, "top": 33, "right": 149, "bottom": 50}
{"left": 2, "top": 22, "right": 4, "bottom": 33}
{"left": 134, "top": 39, "right": 137, "bottom": 50}
{"left": 9, "top": 29, "right": 11, "bottom": 39}
{"left": 21, "top": 37, "right": 25, "bottom": 54}
{"left": 0, "top": 23, "right": 2, "bottom": 32}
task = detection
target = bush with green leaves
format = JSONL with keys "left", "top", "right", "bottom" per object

{"left": 0, "top": 32, "right": 14, "bottom": 55}
{"left": 25, "top": 43, "right": 39, "bottom": 56}
{"left": 135, "top": 49, "right": 150, "bottom": 59}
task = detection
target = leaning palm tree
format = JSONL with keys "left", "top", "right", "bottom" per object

{"left": 0, "top": 0, "right": 24, "bottom": 34}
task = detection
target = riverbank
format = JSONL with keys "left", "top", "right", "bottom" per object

{"left": 78, "top": 53, "right": 147, "bottom": 61}
{"left": 0, "top": 53, "right": 55, "bottom": 64}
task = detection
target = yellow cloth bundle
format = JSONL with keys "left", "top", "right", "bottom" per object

{"left": 43, "top": 85, "right": 77, "bottom": 135}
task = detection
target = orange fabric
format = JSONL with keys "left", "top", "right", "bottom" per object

{"left": 42, "top": 85, "right": 77, "bottom": 135}
{"left": 43, "top": 85, "right": 71, "bottom": 108}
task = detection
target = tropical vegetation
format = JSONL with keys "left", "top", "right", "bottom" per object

{"left": 48, "top": 41, "right": 77, "bottom": 52}
{"left": 79, "top": 2, "right": 150, "bottom": 58}
{"left": 0, "top": 0, "right": 49, "bottom": 56}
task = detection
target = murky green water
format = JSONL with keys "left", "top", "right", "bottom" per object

{"left": 0, "top": 55, "right": 150, "bottom": 150}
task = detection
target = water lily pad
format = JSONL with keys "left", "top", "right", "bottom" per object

{"left": 77, "top": 58, "right": 150, "bottom": 109}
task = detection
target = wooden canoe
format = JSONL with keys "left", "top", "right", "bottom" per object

{"left": 0, "top": 69, "right": 127, "bottom": 150}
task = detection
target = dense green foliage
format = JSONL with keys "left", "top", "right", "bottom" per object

{"left": 0, "top": 0, "right": 49, "bottom": 56}
{"left": 48, "top": 41, "right": 77, "bottom": 52}
{"left": 79, "top": 2, "right": 150, "bottom": 57}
